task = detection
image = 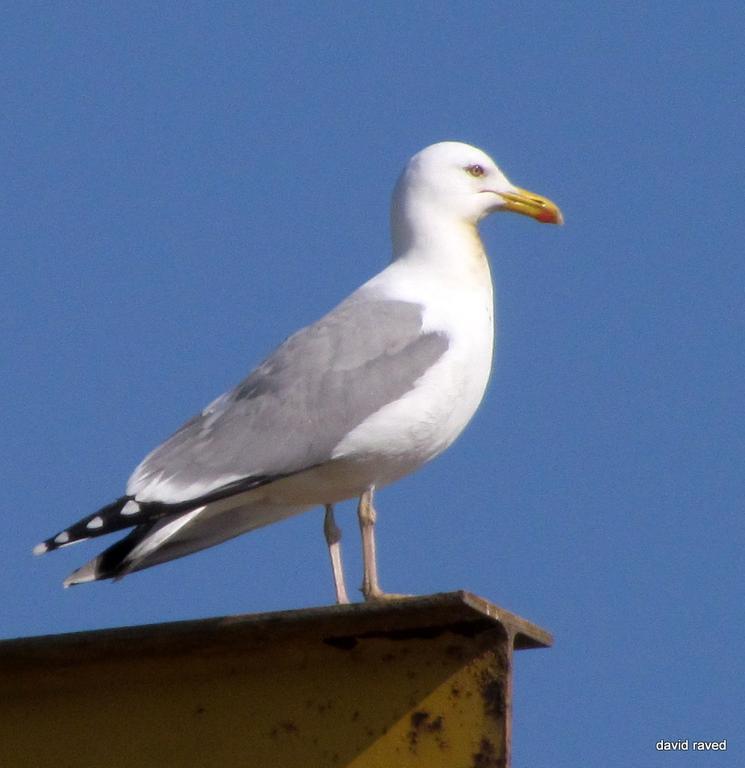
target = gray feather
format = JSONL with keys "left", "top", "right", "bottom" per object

{"left": 128, "top": 296, "right": 449, "bottom": 503}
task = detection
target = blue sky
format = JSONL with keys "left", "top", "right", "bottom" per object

{"left": 4, "top": 3, "right": 744, "bottom": 765}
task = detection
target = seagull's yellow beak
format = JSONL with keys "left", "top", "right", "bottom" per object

{"left": 500, "top": 187, "right": 563, "bottom": 225}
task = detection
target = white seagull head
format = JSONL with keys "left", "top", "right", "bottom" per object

{"left": 391, "top": 142, "right": 562, "bottom": 254}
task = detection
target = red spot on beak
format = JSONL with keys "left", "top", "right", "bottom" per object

{"left": 537, "top": 209, "right": 558, "bottom": 224}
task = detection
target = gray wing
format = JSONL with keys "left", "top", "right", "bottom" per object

{"left": 127, "top": 296, "right": 449, "bottom": 503}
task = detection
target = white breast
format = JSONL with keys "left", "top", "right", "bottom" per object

{"left": 330, "top": 238, "right": 495, "bottom": 489}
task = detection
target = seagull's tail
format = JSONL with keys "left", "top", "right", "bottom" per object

{"left": 49, "top": 498, "right": 309, "bottom": 587}
{"left": 32, "top": 496, "right": 159, "bottom": 556}
{"left": 63, "top": 507, "right": 205, "bottom": 586}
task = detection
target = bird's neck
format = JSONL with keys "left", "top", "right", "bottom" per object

{"left": 391, "top": 205, "right": 488, "bottom": 272}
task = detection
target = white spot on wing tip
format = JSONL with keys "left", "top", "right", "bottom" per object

{"left": 87, "top": 516, "right": 104, "bottom": 529}
{"left": 54, "top": 531, "right": 70, "bottom": 545}
{"left": 121, "top": 500, "right": 140, "bottom": 516}
{"left": 33, "top": 542, "right": 48, "bottom": 556}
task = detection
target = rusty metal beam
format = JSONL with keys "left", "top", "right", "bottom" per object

{"left": 0, "top": 591, "right": 551, "bottom": 767}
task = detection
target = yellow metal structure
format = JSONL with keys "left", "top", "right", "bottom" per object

{"left": 0, "top": 592, "right": 551, "bottom": 767}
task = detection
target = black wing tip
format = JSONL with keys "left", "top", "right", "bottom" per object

{"left": 35, "top": 496, "right": 145, "bottom": 556}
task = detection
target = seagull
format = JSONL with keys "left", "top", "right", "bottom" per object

{"left": 34, "top": 141, "right": 562, "bottom": 602}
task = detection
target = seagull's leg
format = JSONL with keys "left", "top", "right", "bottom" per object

{"left": 358, "top": 486, "right": 385, "bottom": 601}
{"left": 324, "top": 504, "right": 350, "bottom": 605}
{"left": 358, "top": 487, "right": 413, "bottom": 602}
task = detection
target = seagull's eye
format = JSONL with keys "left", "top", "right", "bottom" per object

{"left": 466, "top": 164, "right": 485, "bottom": 177}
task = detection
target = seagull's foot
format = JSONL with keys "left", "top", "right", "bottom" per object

{"left": 361, "top": 586, "right": 414, "bottom": 602}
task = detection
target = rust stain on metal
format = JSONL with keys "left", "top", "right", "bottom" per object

{"left": 481, "top": 677, "right": 506, "bottom": 721}
{"left": 409, "top": 710, "right": 429, "bottom": 747}
{"left": 407, "top": 710, "right": 447, "bottom": 753}
{"left": 428, "top": 715, "right": 443, "bottom": 733}
{"left": 472, "top": 736, "right": 505, "bottom": 768}
{"left": 477, "top": 646, "right": 509, "bottom": 722}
